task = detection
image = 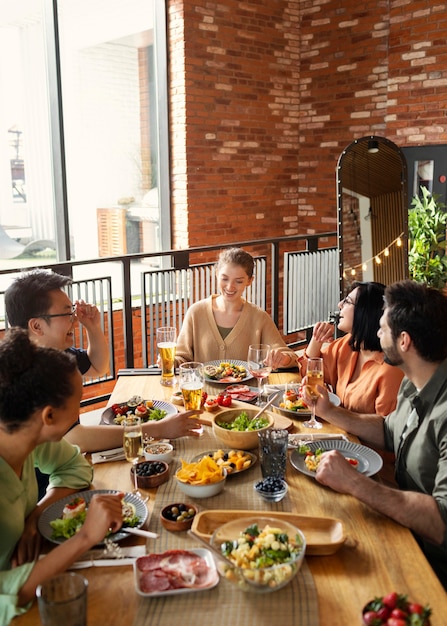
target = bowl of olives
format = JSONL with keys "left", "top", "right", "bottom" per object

{"left": 160, "top": 503, "right": 199, "bottom": 532}
{"left": 130, "top": 460, "right": 169, "bottom": 489}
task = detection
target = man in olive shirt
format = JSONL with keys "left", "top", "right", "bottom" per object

{"left": 305, "top": 280, "right": 447, "bottom": 589}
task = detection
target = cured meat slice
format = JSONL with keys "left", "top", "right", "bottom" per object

{"left": 136, "top": 550, "right": 215, "bottom": 593}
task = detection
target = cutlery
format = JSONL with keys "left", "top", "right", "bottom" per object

{"left": 124, "top": 527, "right": 159, "bottom": 539}
{"left": 99, "top": 451, "right": 125, "bottom": 460}
{"left": 251, "top": 391, "right": 279, "bottom": 420}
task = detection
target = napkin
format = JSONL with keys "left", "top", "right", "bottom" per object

{"left": 91, "top": 447, "right": 126, "bottom": 464}
{"left": 70, "top": 545, "right": 146, "bottom": 569}
{"left": 288, "top": 433, "right": 349, "bottom": 447}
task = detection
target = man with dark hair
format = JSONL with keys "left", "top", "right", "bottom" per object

{"left": 304, "top": 280, "right": 447, "bottom": 589}
{"left": 4, "top": 269, "right": 201, "bottom": 456}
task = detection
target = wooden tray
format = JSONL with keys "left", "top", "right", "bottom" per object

{"left": 190, "top": 509, "right": 346, "bottom": 556}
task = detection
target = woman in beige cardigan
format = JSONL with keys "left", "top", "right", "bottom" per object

{"left": 175, "top": 248, "right": 296, "bottom": 369}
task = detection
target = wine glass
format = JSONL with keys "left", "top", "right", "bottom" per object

{"left": 303, "top": 357, "right": 324, "bottom": 429}
{"left": 122, "top": 415, "right": 145, "bottom": 497}
{"left": 247, "top": 344, "right": 272, "bottom": 406}
{"left": 156, "top": 326, "right": 177, "bottom": 386}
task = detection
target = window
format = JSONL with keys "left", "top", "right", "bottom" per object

{"left": 0, "top": 0, "right": 169, "bottom": 267}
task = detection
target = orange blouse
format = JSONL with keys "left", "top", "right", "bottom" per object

{"left": 301, "top": 334, "right": 404, "bottom": 416}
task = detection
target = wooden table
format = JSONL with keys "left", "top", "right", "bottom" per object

{"left": 14, "top": 371, "right": 447, "bottom": 626}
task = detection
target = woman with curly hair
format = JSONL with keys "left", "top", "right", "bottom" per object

{"left": 0, "top": 328, "right": 124, "bottom": 624}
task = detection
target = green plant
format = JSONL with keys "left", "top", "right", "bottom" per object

{"left": 408, "top": 185, "right": 447, "bottom": 289}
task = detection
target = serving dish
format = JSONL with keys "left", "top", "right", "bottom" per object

{"left": 211, "top": 407, "right": 275, "bottom": 450}
{"left": 160, "top": 503, "right": 199, "bottom": 532}
{"left": 175, "top": 468, "right": 227, "bottom": 499}
{"left": 224, "top": 384, "right": 259, "bottom": 403}
{"left": 289, "top": 439, "right": 383, "bottom": 478}
{"left": 131, "top": 460, "right": 170, "bottom": 489}
{"left": 143, "top": 442, "right": 175, "bottom": 464}
{"left": 203, "top": 360, "right": 252, "bottom": 384}
{"left": 38, "top": 489, "right": 148, "bottom": 545}
{"left": 270, "top": 389, "right": 341, "bottom": 418}
{"left": 134, "top": 548, "right": 219, "bottom": 597}
{"left": 190, "top": 449, "right": 257, "bottom": 476}
{"left": 190, "top": 509, "right": 346, "bottom": 556}
{"left": 101, "top": 399, "right": 177, "bottom": 425}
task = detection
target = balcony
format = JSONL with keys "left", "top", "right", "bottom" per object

{"left": 0, "top": 232, "right": 338, "bottom": 408}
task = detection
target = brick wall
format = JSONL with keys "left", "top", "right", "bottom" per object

{"left": 168, "top": 0, "right": 447, "bottom": 249}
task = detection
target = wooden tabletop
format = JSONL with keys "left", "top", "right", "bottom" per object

{"left": 14, "top": 371, "right": 447, "bottom": 626}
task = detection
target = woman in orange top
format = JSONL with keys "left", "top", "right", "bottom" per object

{"left": 300, "top": 281, "right": 404, "bottom": 416}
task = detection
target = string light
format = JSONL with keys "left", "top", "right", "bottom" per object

{"left": 343, "top": 232, "right": 404, "bottom": 275}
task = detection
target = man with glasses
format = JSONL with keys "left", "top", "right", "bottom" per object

{"left": 5, "top": 269, "right": 109, "bottom": 377}
{"left": 4, "top": 269, "right": 201, "bottom": 459}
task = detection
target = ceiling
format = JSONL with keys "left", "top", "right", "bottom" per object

{"left": 337, "top": 137, "right": 406, "bottom": 199}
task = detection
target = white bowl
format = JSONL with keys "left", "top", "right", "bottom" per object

{"left": 143, "top": 442, "right": 174, "bottom": 464}
{"left": 175, "top": 470, "right": 226, "bottom": 499}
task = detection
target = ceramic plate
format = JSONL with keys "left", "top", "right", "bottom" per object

{"left": 101, "top": 399, "right": 178, "bottom": 425}
{"left": 270, "top": 389, "right": 341, "bottom": 418}
{"left": 134, "top": 548, "right": 219, "bottom": 597}
{"left": 203, "top": 360, "right": 252, "bottom": 384}
{"left": 289, "top": 439, "right": 383, "bottom": 478}
{"left": 223, "top": 384, "right": 260, "bottom": 403}
{"left": 38, "top": 489, "right": 148, "bottom": 545}
{"left": 190, "top": 449, "right": 257, "bottom": 476}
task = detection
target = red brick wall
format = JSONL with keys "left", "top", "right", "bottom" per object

{"left": 168, "top": 0, "right": 447, "bottom": 249}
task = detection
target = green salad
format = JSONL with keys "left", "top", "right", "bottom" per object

{"left": 216, "top": 411, "right": 270, "bottom": 432}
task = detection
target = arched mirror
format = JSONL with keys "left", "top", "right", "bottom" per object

{"left": 337, "top": 136, "right": 408, "bottom": 296}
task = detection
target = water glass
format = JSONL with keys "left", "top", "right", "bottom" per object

{"left": 156, "top": 326, "right": 177, "bottom": 386}
{"left": 36, "top": 572, "right": 88, "bottom": 626}
{"left": 258, "top": 428, "right": 289, "bottom": 479}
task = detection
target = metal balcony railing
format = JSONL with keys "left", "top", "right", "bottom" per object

{"left": 0, "top": 232, "right": 338, "bottom": 406}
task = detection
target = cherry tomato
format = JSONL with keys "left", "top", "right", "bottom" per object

{"left": 408, "top": 603, "right": 423, "bottom": 615}
{"left": 216, "top": 393, "right": 232, "bottom": 407}
{"left": 390, "top": 609, "right": 408, "bottom": 620}
{"left": 386, "top": 619, "right": 406, "bottom": 626}
{"left": 377, "top": 606, "right": 391, "bottom": 621}
{"left": 362, "top": 611, "right": 380, "bottom": 625}
{"left": 200, "top": 391, "right": 208, "bottom": 407}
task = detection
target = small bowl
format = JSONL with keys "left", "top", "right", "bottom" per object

{"left": 210, "top": 516, "right": 306, "bottom": 593}
{"left": 175, "top": 469, "right": 227, "bottom": 499}
{"left": 254, "top": 477, "right": 288, "bottom": 503}
{"left": 143, "top": 442, "right": 174, "bottom": 464}
{"left": 211, "top": 408, "right": 274, "bottom": 450}
{"left": 361, "top": 594, "right": 432, "bottom": 625}
{"left": 131, "top": 460, "right": 169, "bottom": 489}
{"left": 160, "top": 502, "right": 199, "bottom": 532}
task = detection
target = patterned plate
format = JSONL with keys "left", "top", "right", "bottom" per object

{"left": 101, "top": 399, "right": 178, "bottom": 425}
{"left": 203, "top": 360, "right": 252, "bottom": 384}
{"left": 38, "top": 489, "right": 148, "bottom": 544}
{"left": 290, "top": 439, "right": 383, "bottom": 478}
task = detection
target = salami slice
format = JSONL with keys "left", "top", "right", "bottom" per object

{"left": 136, "top": 550, "right": 215, "bottom": 593}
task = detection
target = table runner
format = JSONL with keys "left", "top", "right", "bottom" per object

{"left": 134, "top": 427, "right": 319, "bottom": 626}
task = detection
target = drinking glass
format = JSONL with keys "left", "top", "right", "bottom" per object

{"left": 179, "top": 362, "right": 204, "bottom": 410}
{"left": 37, "top": 572, "right": 88, "bottom": 626}
{"left": 122, "top": 415, "right": 144, "bottom": 495}
{"left": 247, "top": 344, "right": 272, "bottom": 406}
{"left": 156, "top": 326, "right": 177, "bottom": 386}
{"left": 303, "top": 357, "right": 324, "bottom": 429}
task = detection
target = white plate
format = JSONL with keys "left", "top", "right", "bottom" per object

{"left": 134, "top": 548, "right": 219, "bottom": 597}
{"left": 203, "top": 360, "right": 252, "bottom": 384}
{"left": 270, "top": 389, "right": 341, "bottom": 418}
{"left": 289, "top": 439, "right": 383, "bottom": 478}
{"left": 38, "top": 489, "right": 148, "bottom": 545}
{"left": 101, "top": 399, "right": 178, "bottom": 425}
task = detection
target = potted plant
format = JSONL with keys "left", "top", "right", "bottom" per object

{"left": 408, "top": 185, "right": 447, "bottom": 289}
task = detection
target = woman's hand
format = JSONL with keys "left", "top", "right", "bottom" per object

{"left": 11, "top": 511, "right": 42, "bottom": 567}
{"left": 78, "top": 492, "right": 124, "bottom": 545}
{"left": 143, "top": 410, "right": 202, "bottom": 439}
{"left": 312, "top": 322, "right": 334, "bottom": 344}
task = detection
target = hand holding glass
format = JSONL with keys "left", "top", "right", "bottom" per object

{"left": 156, "top": 326, "right": 177, "bottom": 386}
{"left": 303, "top": 357, "right": 324, "bottom": 429}
{"left": 247, "top": 344, "right": 272, "bottom": 406}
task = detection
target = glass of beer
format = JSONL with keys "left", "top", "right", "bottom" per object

{"left": 122, "top": 415, "right": 144, "bottom": 495}
{"left": 179, "top": 362, "right": 204, "bottom": 410}
{"left": 156, "top": 326, "right": 177, "bottom": 386}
